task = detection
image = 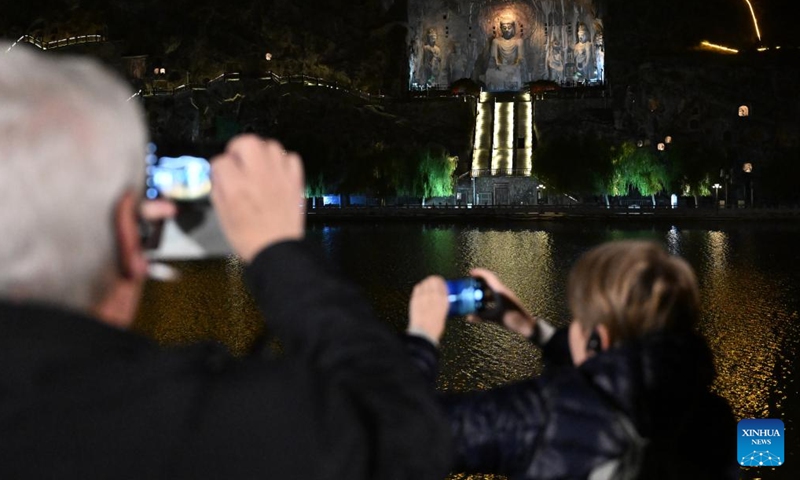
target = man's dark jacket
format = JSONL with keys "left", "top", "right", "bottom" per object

{"left": 407, "top": 327, "right": 739, "bottom": 479}
{"left": 0, "top": 241, "right": 452, "bottom": 479}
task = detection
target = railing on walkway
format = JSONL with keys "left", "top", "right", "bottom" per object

{"left": 141, "top": 70, "right": 389, "bottom": 101}
{"left": 304, "top": 203, "right": 800, "bottom": 221}
{"left": 8, "top": 34, "right": 106, "bottom": 51}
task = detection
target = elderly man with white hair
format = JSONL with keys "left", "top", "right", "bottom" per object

{"left": 0, "top": 45, "right": 451, "bottom": 479}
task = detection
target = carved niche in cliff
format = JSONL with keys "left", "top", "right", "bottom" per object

{"left": 408, "top": 0, "right": 607, "bottom": 92}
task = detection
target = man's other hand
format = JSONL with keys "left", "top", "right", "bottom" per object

{"left": 408, "top": 275, "right": 449, "bottom": 346}
{"left": 211, "top": 134, "right": 305, "bottom": 263}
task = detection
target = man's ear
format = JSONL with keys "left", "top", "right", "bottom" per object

{"left": 595, "top": 324, "right": 611, "bottom": 351}
{"left": 114, "top": 190, "right": 148, "bottom": 280}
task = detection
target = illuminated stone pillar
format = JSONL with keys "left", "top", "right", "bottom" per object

{"left": 514, "top": 94, "right": 533, "bottom": 175}
{"left": 472, "top": 92, "right": 494, "bottom": 177}
{"left": 492, "top": 101, "right": 514, "bottom": 175}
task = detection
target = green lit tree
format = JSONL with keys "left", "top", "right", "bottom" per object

{"left": 609, "top": 141, "right": 670, "bottom": 206}
{"left": 331, "top": 144, "right": 456, "bottom": 205}
{"left": 382, "top": 145, "right": 456, "bottom": 204}
{"left": 417, "top": 147, "right": 457, "bottom": 203}
{"left": 662, "top": 139, "right": 727, "bottom": 206}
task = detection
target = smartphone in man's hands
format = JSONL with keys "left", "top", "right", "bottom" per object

{"left": 141, "top": 143, "right": 232, "bottom": 260}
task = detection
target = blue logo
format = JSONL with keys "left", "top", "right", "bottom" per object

{"left": 738, "top": 419, "right": 784, "bottom": 467}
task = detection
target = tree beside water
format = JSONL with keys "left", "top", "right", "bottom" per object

{"left": 531, "top": 133, "right": 737, "bottom": 207}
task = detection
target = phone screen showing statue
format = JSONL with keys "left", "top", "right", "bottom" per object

{"left": 145, "top": 143, "right": 211, "bottom": 201}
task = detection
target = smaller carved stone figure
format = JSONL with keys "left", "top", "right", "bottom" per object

{"left": 572, "top": 22, "right": 591, "bottom": 83}
{"left": 421, "top": 28, "right": 443, "bottom": 87}
{"left": 593, "top": 31, "right": 605, "bottom": 83}
{"left": 547, "top": 33, "right": 564, "bottom": 83}
{"left": 449, "top": 42, "right": 467, "bottom": 81}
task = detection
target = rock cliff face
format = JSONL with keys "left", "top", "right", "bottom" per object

{"left": 3, "top": 0, "right": 759, "bottom": 94}
{"left": 144, "top": 79, "right": 477, "bottom": 174}
{"left": 4, "top": 0, "right": 409, "bottom": 94}
{"left": 5, "top": 0, "right": 799, "bottom": 177}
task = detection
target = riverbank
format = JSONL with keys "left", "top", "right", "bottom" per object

{"left": 305, "top": 205, "right": 800, "bottom": 222}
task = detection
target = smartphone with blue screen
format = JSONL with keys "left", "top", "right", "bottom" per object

{"left": 145, "top": 142, "right": 212, "bottom": 201}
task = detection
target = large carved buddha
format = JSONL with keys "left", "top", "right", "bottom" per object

{"left": 484, "top": 15, "right": 525, "bottom": 91}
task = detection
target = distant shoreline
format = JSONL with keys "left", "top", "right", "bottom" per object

{"left": 305, "top": 205, "right": 800, "bottom": 223}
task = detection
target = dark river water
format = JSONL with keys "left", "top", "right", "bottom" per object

{"left": 135, "top": 219, "right": 800, "bottom": 479}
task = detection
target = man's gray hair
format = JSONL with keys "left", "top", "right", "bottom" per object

{"left": 0, "top": 44, "right": 147, "bottom": 311}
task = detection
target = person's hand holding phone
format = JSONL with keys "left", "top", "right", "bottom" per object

{"left": 211, "top": 135, "right": 305, "bottom": 263}
{"left": 408, "top": 275, "right": 449, "bottom": 345}
{"left": 139, "top": 198, "right": 178, "bottom": 251}
{"left": 467, "top": 268, "right": 537, "bottom": 338}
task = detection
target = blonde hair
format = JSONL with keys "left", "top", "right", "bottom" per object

{"left": 566, "top": 240, "right": 700, "bottom": 344}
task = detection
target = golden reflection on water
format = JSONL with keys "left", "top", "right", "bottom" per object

{"left": 134, "top": 223, "right": 800, "bottom": 480}
{"left": 463, "top": 230, "right": 560, "bottom": 321}
{"left": 695, "top": 229, "right": 795, "bottom": 421}
{"left": 135, "top": 256, "right": 263, "bottom": 356}
{"left": 438, "top": 230, "right": 561, "bottom": 394}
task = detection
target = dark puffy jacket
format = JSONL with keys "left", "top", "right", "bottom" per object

{"left": 406, "top": 328, "right": 739, "bottom": 480}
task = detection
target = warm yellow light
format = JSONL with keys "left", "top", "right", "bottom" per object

{"left": 472, "top": 98, "right": 493, "bottom": 176}
{"left": 657, "top": 143, "right": 665, "bottom": 151}
{"left": 492, "top": 101, "right": 513, "bottom": 175}
{"left": 743, "top": 0, "right": 762, "bottom": 42}
{"left": 700, "top": 41, "right": 739, "bottom": 54}
{"left": 518, "top": 99, "right": 532, "bottom": 175}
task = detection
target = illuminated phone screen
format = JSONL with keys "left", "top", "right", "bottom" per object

{"left": 145, "top": 143, "right": 212, "bottom": 201}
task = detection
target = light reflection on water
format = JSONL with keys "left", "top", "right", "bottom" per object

{"left": 136, "top": 220, "right": 800, "bottom": 479}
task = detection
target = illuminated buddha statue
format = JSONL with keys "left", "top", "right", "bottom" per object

{"left": 485, "top": 14, "right": 525, "bottom": 91}
{"left": 492, "top": 19, "right": 523, "bottom": 67}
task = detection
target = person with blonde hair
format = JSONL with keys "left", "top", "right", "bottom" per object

{"left": 407, "top": 240, "right": 738, "bottom": 479}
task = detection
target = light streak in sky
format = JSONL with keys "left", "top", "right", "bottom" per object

{"left": 743, "top": 0, "right": 762, "bottom": 41}
{"left": 701, "top": 41, "right": 739, "bottom": 53}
